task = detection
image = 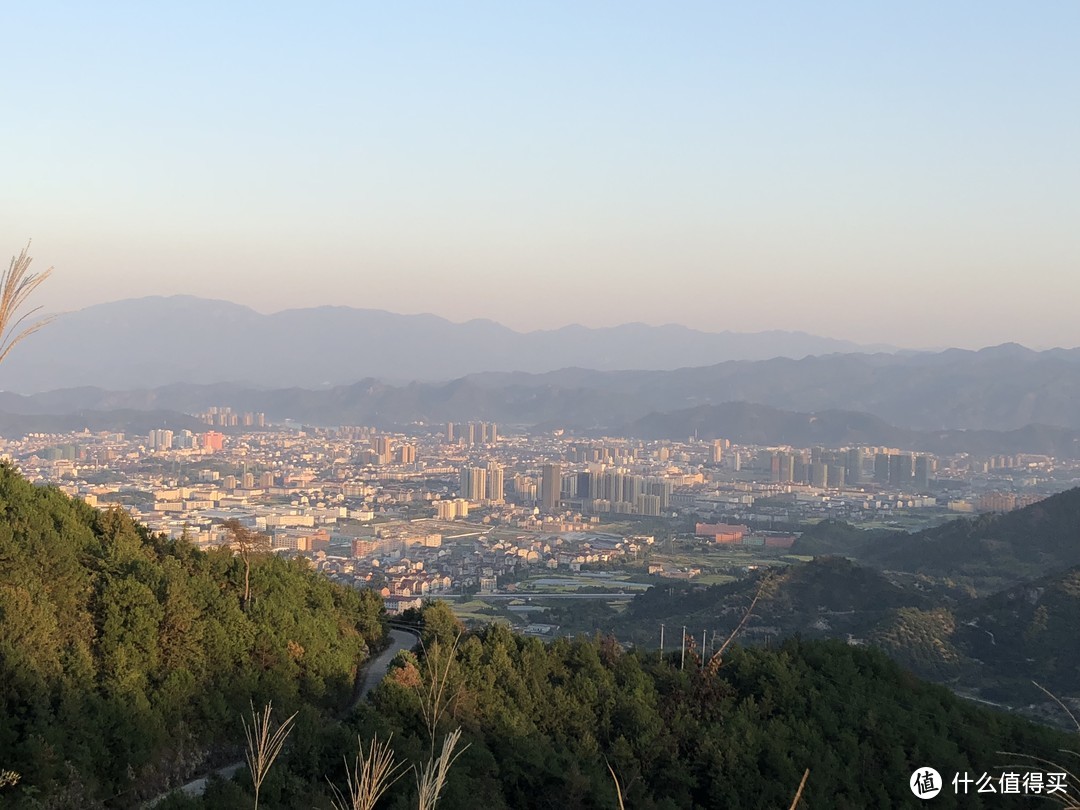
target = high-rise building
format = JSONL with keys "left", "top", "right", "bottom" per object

{"left": 485, "top": 461, "right": 504, "bottom": 503}
{"left": 541, "top": 463, "right": 562, "bottom": 510}
{"left": 873, "top": 453, "right": 891, "bottom": 485}
{"left": 201, "top": 431, "right": 225, "bottom": 453}
{"left": 635, "top": 493, "right": 662, "bottom": 516}
{"left": 845, "top": 448, "right": 865, "bottom": 485}
{"left": 829, "top": 465, "right": 846, "bottom": 489}
{"left": 460, "top": 466, "right": 487, "bottom": 502}
{"left": 576, "top": 472, "right": 592, "bottom": 501}
{"left": 914, "top": 455, "right": 931, "bottom": 490}
{"left": 771, "top": 452, "right": 795, "bottom": 483}
{"left": 148, "top": 429, "right": 174, "bottom": 451}
{"left": 512, "top": 474, "right": 538, "bottom": 502}
{"left": 889, "top": 454, "right": 914, "bottom": 487}
{"left": 446, "top": 422, "right": 455, "bottom": 443}
{"left": 710, "top": 440, "right": 724, "bottom": 464}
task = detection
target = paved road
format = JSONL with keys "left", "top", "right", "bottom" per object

{"left": 144, "top": 629, "right": 417, "bottom": 806}
{"left": 438, "top": 592, "right": 639, "bottom": 600}
{"left": 355, "top": 629, "right": 419, "bottom": 705}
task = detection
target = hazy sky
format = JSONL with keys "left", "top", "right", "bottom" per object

{"left": 4, "top": 2, "right": 1079, "bottom": 349}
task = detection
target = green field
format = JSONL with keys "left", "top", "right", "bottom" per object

{"left": 515, "top": 573, "right": 652, "bottom": 592}
{"left": 693, "top": 573, "right": 738, "bottom": 586}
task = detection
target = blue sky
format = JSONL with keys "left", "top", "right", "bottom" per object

{"left": 4, "top": 2, "right": 1079, "bottom": 348}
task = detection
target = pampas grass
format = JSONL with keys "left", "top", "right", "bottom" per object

{"left": 415, "top": 728, "right": 468, "bottom": 810}
{"left": 1, "top": 242, "right": 52, "bottom": 366}
{"left": 329, "top": 733, "right": 406, "bottom": 810}
{"left": 242, "top": 701, "right": 297, "bottom": 810}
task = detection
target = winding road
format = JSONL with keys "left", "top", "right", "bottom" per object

{"left": 144, "top": 628, "right": 418, "bottom": 806}
{"left": 354, "top": 628, "right": 418, "bottom": 705}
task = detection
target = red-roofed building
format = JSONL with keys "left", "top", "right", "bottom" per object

{"left": 201, "top": 431, "right": 225, "bottom": 453}
{"left": 695, "top": 522, "right": 748, "bottom": 544}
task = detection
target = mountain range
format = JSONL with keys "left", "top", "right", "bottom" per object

{"left": 2, "top": 396, "right": 1076, "bottom": 456}
{"left": 0, "top": 295, "right": 893, "bottom": 393}
{"left": 5, "top": 296, "right": 1080, "bottom": 447}
{"left": 615, "top": 403, "right": 1080, "bottom": 457}
{"left": 4, "top": 346, "right": 1080, "bottom": 448}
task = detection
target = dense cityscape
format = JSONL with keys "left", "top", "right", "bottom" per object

{"left": 7, "top": 408, "right": 1074, "bottom": 623}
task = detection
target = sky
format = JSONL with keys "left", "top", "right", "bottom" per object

{"left": 3, "top": 1, "right": 1079, "bottom": 349}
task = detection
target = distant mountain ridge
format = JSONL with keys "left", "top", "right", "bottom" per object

{"left": 0, "top": 408, "right": 204, "bottom": 437}
{"left": 0, "top": 295, "right": 894, "bottom": 393}
{"left": 466, "top": 343, "right": 1080, "bottom": 432}
{"left": 1, "top": 386, "right": 1077, "bottom": 457}
{"left": 4, "top": 303, "right": 1080, "bottom": 440}
{"left": 612, "top": 403, "right": 1080, "bottom": 457}
{"left": 5, "top": 348, "right": 1080, "bottom": 432}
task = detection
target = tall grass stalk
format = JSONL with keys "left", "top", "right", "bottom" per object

{"left": 415, "top": 634, "right": 461, "bottom": 752}
{"left": 1, "top": 242, "right": 53, "bottom": 366}
{"left": 787, "top": 768, "right": 810, "bottom": 809}
{"left": 998, "top": 682, "right": 1080, "bottom": 809}
{"left": 328, "top": 733, "right": 406, "bottom": 810}
{"left": 606, "top": 759, "right": 625, "bottom": 810}
{"left": 242, "top": 701, "right": 297, "bottom": 810}
{"left": 415, "top": 728, "right": 468, "bottom": 810}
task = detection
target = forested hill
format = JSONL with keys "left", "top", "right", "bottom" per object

{"left": 554, "top": 556, "right": 932, "bottom": 649}
{"left": 860, "top": 485, "right": 1080, "bottom": 592}
{"left": 0, "top": 464, "right": 384, "bottom": 807}
{"left": 168, "top": 606, "right": 1079, "bottom": 809}
{"left": 356, "top": 622, "right": 1077, "bottom": 809}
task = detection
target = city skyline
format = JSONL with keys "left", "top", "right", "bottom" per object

{"left": 5, "top": 2, "right": 1079, "bottom": 349}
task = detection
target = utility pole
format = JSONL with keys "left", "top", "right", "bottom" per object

{"left": 680, "top": 625, "right": 686, "bottom": 671}
{"left": 702, "top": 629, "right": 707, "bottom": 667}
{"left": 660, "top": 623, "right": 665, "bottom": 657}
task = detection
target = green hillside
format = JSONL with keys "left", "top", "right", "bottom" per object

{"left": 866, "top": 564, "right": 1080, "bottom": 703}
{"left": 861, "top": 486, "right": 1080, "bottom": 593}
{"left": 951, "top": 566, "right": 1080, "bottom": 698}
{"left": 568, "top": 556, "right": 934, "bottom": 649}
{"left": 159, "top": 608, "right": 1080, "bottom": 809}
{"left": 790, "top": 519, "right": 901, "bottom": 556}
{"left": 355, "top": 625, "right": 1078, "bottom": 809}
{"left": 556, "top": 551, "right": 1080, "bottom": 708}
{"left": 0, "top": 464, "right": 384, "bottom": 807}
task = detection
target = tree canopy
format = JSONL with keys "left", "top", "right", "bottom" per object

{"left": 0, "top": 464, "right": 384, "bottom": 807}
